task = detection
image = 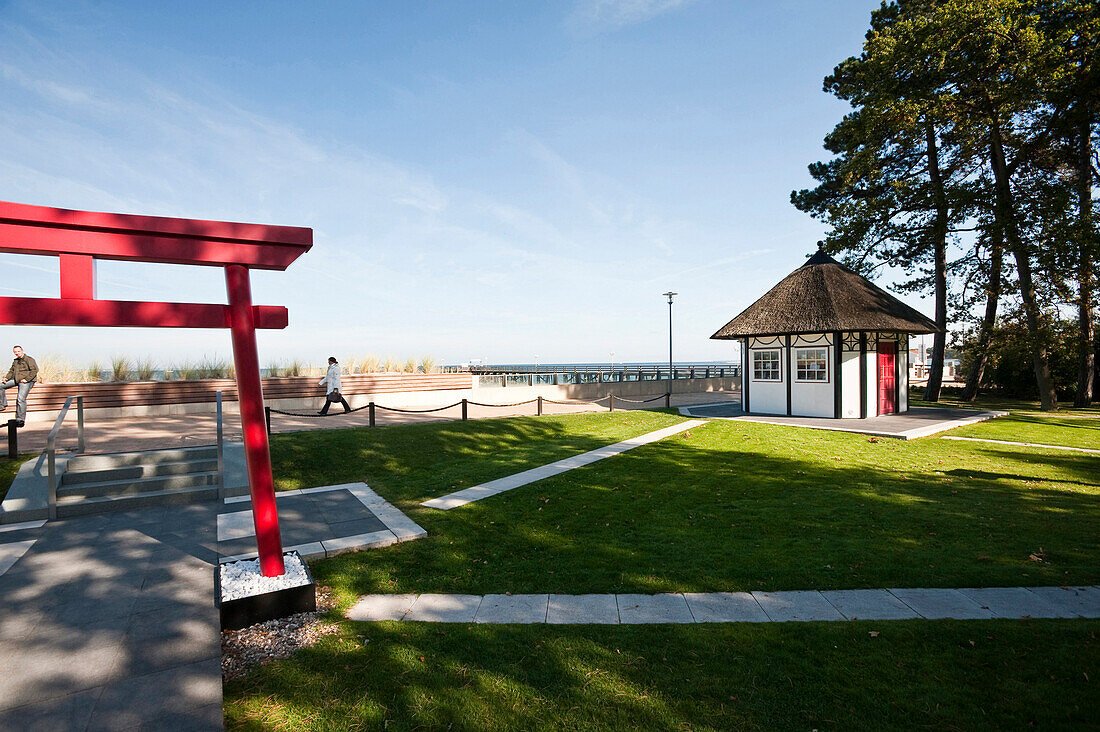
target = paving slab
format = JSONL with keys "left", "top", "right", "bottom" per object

{"left": 890, "top": 588, "right": 995, "bottom": 619}
{"left": 958, "top": 587, "right": 1071, "bottom": 619}
{"left": 422, "top": 420, "right": 706, "bottom": 510}
{"left": 617, "top": 593, "right": 695, "bottom": 624}
{"left": 347, "top": 594, "right": 419, "bottom": 622}
{"left": 546, "top": 594, "right": 620, "bottom": 624}
{"left": 752, "top": 591, "right": 845, "bottom": 622}
{"left": 684, "top": 592, "right": 769, "bottom": 623}
{"left": 823, "top": 589, "right": 920, "bottom": 620}
{"left": 681, "top": 405, "right": 1008, "bottom": 440}
{"left": 1024, "top": 586, "right": 1100, "bottom": 618}
{"left": 474, "top": 594, "right": 549, "bottom": 624}
{"left": 217, "top": 483, "right": 425, "bottom": 562}
{"left": 0, "top": 538, "right": 38, "bottom": 577}
{"left": 404, "top": 594, "right": 483, "bottom": 623}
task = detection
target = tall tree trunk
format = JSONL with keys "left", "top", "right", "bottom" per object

{"left": 988, "top": 109, "right": 1058, "bottom": 410}
{"left": 961, "top": 228, "right": 1003, "bottom": 401}
{"left": 923, "top": 118, "right": 950, "bottom": 402}
{"left": 1074, "top": 110, "right": 1095, "bottom": 407}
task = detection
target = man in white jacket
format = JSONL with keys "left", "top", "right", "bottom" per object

{"left": 318, "top": 356, "right": 352, "bottom": 415}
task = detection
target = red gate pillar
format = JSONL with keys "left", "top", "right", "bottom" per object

{"left": 225, "top": 264, "right": 285, "bottom": 576}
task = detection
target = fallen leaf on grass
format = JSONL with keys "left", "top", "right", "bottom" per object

{"left": 869, "top": 631, "right": 880, "bottom": 637}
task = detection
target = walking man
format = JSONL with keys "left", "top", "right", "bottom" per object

{"left": 1, "top": 345, "right": 38, "bottom": 427}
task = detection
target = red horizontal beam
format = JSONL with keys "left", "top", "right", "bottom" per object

{"left": 0, "top": 297, "right": 288, "bottom": 329}
{"left": 0, "top": 200, "right": 312, "bottom": 270}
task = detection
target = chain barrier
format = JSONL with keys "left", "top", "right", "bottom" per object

{"left": 268, "top": 391, "right": 672, "bottom": 419}
{"left": 374, "top": 402, "right": 463, "bottom": 414}
{"left": 268, "top": 403, "right": 371, "bottom": 418}
{"left": 606, "top": 393, "right": 671, "bottom": 404}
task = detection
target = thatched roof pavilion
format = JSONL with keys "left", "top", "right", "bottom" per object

{"left": 710, "top": 250, "right": 937, "bottom": 419}
{"left": 711, "top": 250, "right": 937, "bottom": 339}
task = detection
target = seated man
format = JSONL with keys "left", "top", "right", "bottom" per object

{"left": 1, "top": 345, "right": 38, "bottom": 427}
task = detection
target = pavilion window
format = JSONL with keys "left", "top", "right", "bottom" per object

{"left": 752, "top": 349, "right": 781, "bottom": 381}
{"left": 795, "top": 347, "right": 829, "bottom": 382}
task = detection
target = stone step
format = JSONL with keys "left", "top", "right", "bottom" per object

{"left": 55, "top": 484, "right": 221, "bottom": 518}
{"left": 60, "top": 459, "right": 219, "bottom": 485}
{"left": 57, "top": 472, "right": 219, "bottom": 501}
{"left": 65, "top": 446, "right": 218, "bottom": 471}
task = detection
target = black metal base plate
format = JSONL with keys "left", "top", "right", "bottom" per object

{"left": 217, "top": 551, "right": 317, "bottom": 631}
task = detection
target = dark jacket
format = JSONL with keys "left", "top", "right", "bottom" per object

{"left": 5, "top": 355, "right": 38, "bottom": 383}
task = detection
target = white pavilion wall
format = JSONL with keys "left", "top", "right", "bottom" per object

{"left": 840, "top": 348, "right": 862, "bottom": 418}
{"left": 789, "top": 334, "right": 833, "bottom": 418}
{"left": 746, "top": 336, "right": 786, "bottom": 415}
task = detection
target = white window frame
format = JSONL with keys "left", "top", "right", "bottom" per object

{"left": 795, "top": 346, "right": 829, "bottom": 383}
{"left": 752, "top": 349, "right": 782, "bottom": 382}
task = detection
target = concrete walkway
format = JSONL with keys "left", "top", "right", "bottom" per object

{"left": 941, "top": 436, "right": 1100, "bottom": 454}
{"left": 5, "top": 392, "right": 734, "bottom": 456}
{"left": 422, "top": 420, "right": 707, "bottom": 510}
{"left": 348, "top": 586, "right": 1100, "bottom": 624}
{"left": 679, "top": 404, "right": 1007, "bottom": 440}
{"left": 0, "top": 505, "right": 223, "bottom": 730}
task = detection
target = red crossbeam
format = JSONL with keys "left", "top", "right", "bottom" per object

{"left": 0, "top": 297, "right": 288, "bottom": 329}
{"left": 0, "top": 200, "right": 311, "bottom": 270}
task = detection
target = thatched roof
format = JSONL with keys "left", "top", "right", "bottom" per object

{"left": 711, "top": 250, "right": 938, "bottom": 339}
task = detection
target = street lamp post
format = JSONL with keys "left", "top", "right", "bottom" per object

{"left": 662, "top": 292, "right": 676, "bottom": 382}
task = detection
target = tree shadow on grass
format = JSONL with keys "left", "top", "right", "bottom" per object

{"left": 224, "top": 618, "right": 1100, "bottom": 730}
{"left": 308, "top": 419, "right": 1100, "bottom": 599}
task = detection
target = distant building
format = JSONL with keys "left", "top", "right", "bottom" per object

{"left": 711, "top": 250, "right": 938, "bottom": 418}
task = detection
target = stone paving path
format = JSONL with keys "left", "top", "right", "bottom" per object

{"left": 940, "top": 436, "right": 1100, "bottom": 454}
{"left": 347, "top": 586, "right": 1100, "bottom": 624}
{"left": 0, "top": 504, "right": 223, "bottom": 730}
{"left": 422, "top": 420, "right": 707, "bottom": 510}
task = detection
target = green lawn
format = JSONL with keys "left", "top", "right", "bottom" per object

{"left": 225, "top": 619, "right": 1099, "bottom": 730}
{"left": 275, "top": 413, "right": 1100, "bottom": 602}
{"left": 0, "top": 454, "right": 28, "bottom": 503}
{"left": 911, "top": 391, "right": 1100, "bottom": 450}
{"left": 235, "top": 408, "right": 1100, "bottom": 729}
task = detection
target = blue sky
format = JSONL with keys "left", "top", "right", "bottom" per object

{"left": 0, "top": 0, "right": 917, "bottom": 367}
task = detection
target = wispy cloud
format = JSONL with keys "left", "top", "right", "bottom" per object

{"left": 568, "top": 0, "right": 698, "bottom": 32}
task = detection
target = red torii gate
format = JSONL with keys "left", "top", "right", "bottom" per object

{"left": 0, "top": 200, "right": 312, "bottom": 576}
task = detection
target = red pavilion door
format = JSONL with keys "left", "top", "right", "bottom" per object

{"left": 878, "top": 341, "right": 897, "bottom": 415}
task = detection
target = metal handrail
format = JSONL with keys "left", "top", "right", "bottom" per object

{"left": 216, "top": 391, "right": 225, "bottom": 498}
{"left": 46, "top": 395, "right": 84, "bottom": 520}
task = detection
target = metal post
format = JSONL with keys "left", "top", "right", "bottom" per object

{"left": 537, "top": 395, "right": 543, "bottom": 416}
{"left": 76, "top": 396, "right": 84, "bottom": 454}
{"left": 47, "top": 446, "right": 56, "bottom": 520}
{"left": 6, "top": 420, "right": 16, "bottom": 458}
{"left": 663, "top": 291, "right": 676, "bottom": 385}
{"left": 608, "top": 393, "right": 614, "bottom": 412}
{"left": 462, "top": 398, "right": 468, "bottom": 421}
{"left": 665, "top": 392, "right": 670, "bottom": 409}
{"left": 216, "top": 391, "right": 226, "bottom": 498}
{"left": 369, "top": 402, "right": 376, "bottom": 427}
{"left": 225, "top": 264, "right": 285, "bottom": 578}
